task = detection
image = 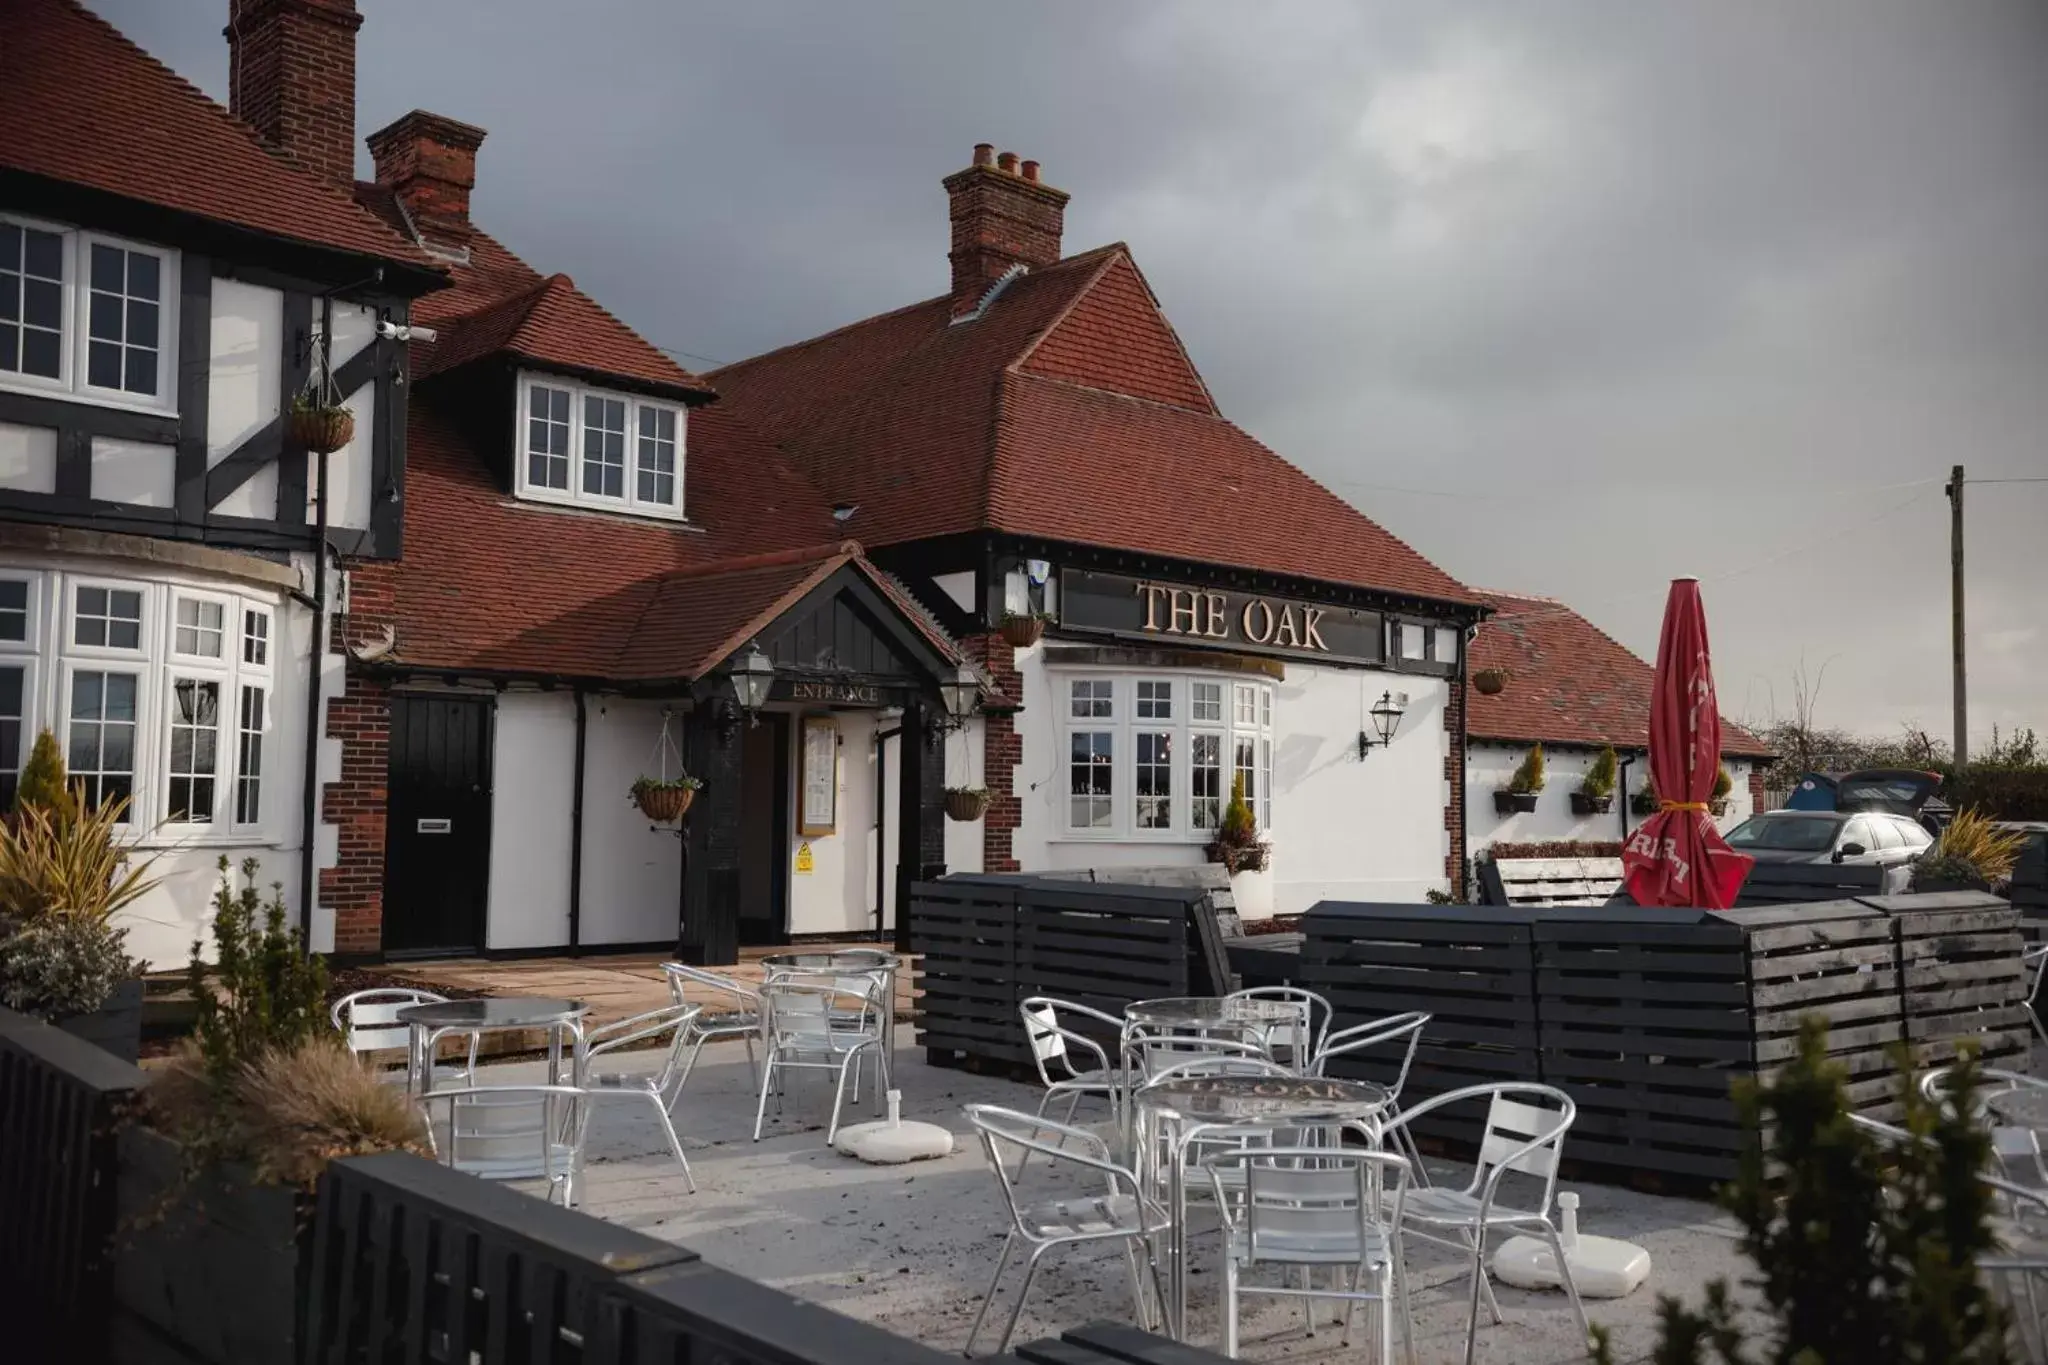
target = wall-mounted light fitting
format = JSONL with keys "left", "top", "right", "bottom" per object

{"left": 1357, "top": 690, "right": 1408, "bottom": 760}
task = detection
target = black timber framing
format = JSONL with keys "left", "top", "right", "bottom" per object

{"left": 172, "top": 253, "right": 212, "bottom": 524}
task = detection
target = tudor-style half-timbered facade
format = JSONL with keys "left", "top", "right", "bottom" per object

{"left": 1, "top": 0, "right": 445, "bottom": 966}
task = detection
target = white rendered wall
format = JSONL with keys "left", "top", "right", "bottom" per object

{"left": 577, "top": 698, "right": 682, "bottom": 946}
{"left": 207, "top": 279, "right": 283, "bottom": 521}
{"left": 1005, "top": 639, "right": 1453, "bottom": 909}
{"left": 311, "top": 302, "right": 377, "bottom": 532}
{"left": 485, "top": 691, "right": 577, "bottom": 950}
{"left": 1465, "top": 743, "right": 1757, "bottom": 857}
{"left": 786, "top": 708, "right": 877, "bottom": 938}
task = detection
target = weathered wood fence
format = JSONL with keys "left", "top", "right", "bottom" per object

{"left": 1300, "top": 891, "right": 2026, "bottom": 1180}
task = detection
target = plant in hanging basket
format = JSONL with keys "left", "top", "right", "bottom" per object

{"left": 999, "top": 610, "right": 1049, "bottom": 649}
{"left": 287, "top": 394, "right": 355, "bottom": 455}
{"left": 1494, "top": 744, "right": 1544, "bottom": 813}
{"left": 630, "top": 774, "right": 702, "bottom": 823}
{"left": 1472, "top": 667, "right": 1509, "bottom": 696}
{"left": 1206, "top": 776, "right": 1270, "bottom": 873}
{"left": 943, "top": 787, "right": 991, "bottom": 822}
{"left": 1709, "top": 766, "right": 1733, "bottom": 817}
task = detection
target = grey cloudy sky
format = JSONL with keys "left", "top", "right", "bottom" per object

{"left": 113, "top": 2, "right": 2048, "bottom": 744}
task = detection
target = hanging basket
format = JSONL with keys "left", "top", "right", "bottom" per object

{"left": 633, "top": 784, "right": 696, "bottom": 823}
{"left": 999, "top": 614, "right": 1046, "bottom": 649}
{"left": 289, "top": 404, "right": 355, "bottom": 455}
{"left": 944, "top": 788, "right": 991, "bottom": 822}
{"left": 1473, "top": 668, "right": 1509, "bottom": 697}
{"left": 1569, "top": 791, "right": 1614, "bottom": 815}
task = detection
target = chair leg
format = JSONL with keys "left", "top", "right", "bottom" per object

{"left": 997, "top": 1245, "right": 1052, "bottom": 1356}
{"left": 1396, "top": 1232, "right": 1416, "bottom": 1365}
{"left": 1020, "top": 1089, "right": 1055, "bottom": 1177}
{"left": 1460, "top": 1226, "right": 1503, "bottom": 1324}
{"left": 963, "top": 1233, "right": 1017, "bottom": 1358}
{"left": 752, "top": 1052, "right": 777, "bottom": 1141}
{"left": 648, "top": 1094, "right": 696, "bottom": 1193}
{"left": 1121, "top": 1239, "right": 1154, "bottom": 1334}
{"left": 1463, "top": 1227, "right": 1488, "bottom": 1365}
{"left": 675, "top": 1030, "right": 709, "bottom": 1094}
{"left": 1537, "top": 1219, "right": 1592, "bottom": 1354}
{"left": 1376, "top": 1259, "right": 1395, "bottom": 1365}
{"left": 1223, "top": 1253, "right": 1240, "bottom": 1358}
{"left": 828, "top": 1052, "right": 858, "bottom": 1145}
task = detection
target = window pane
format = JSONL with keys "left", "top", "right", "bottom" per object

{"left": 23, "top": 229, "right": 61, "bottom": 281}
{"left": 1069, "top": 731, "right": 1113, "bottom": 829}
{"left": 1235, "top": 735, "right": 1257, "bottom": 820}
{"left": 1136, "top": 679, "right": 1172, "bottom": 720}
{"left": 20, "top": 326, "right": 59, "bottom": 378}
{"left": 582, "top": 396, "right": 626, "bottom": 497}
{"left": 236, "top": 685, "right": 265, "bottom": 824}
{"left": 125, "top": 347, "right": 156, "bottom": 395}
{"left": 23, "top": 276, "right": 61, "bottom": 330}
{"left": 1191, "top": 732, "right": 1222, "bottom": 830}
{"left": 68, "top": 669, "right": 138, "bottom": 813}
{"left": 88, "top": 339, "right": 121, "bottom": 389}
{"left": 1434, "top": 627, "right": 1459, "bottom": 665}
{"left": 0, "top": 325, "right": 16, "bottom": 371}
{"left": 1069, "top": 678, "right": 1112, "bottom": 719}
{"left": 526, "top": 385, "right": 571, "bottom": 490}
{"left": 636, "top": 404, "right": 678, "bottom": 505}
{"left": 1234, "top": 683, "right": 1258, "bottom": 726}
{"left": 243, "top": 609, "right": 270, "bottom": 667}
{"left": 0, "top": 665, "right": 22, "bottom": 811}
{"left": 90, "top": 243, "right": 122, "bottom": 293}
{"left": 89, "top": 291, "right": 121, "bottom": 340}
{"left": 1135, "top": 731, "right": 1173, "bottom": 829}
{"left": 1191, "top": 681, "right": 1222, "bottom": 723}
{"left": 128, "top": 251, "right": 160, "bottom": 300}
{"left": 74, "top": 585, "right": 142, "bottom": 650}
{"left": 0, "top": 579, "right": 27, "bottom": 641}
{"left": 174, "top": 598, "right": 223, "bottom": 657}
{"left": 1400, "top": 623, "right": 1426, "bottom": 661}
{"left": 166, "top": 678, "right": 220, "bottom": 823}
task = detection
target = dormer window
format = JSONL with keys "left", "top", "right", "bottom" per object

{"left": 515, "top": 372, "right": 685, "bottom": 520}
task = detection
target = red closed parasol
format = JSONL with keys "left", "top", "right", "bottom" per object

{"left": 1621, "top": 578, "right": 1754, "bottom": 908}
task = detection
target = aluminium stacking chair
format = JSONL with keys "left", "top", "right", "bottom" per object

{"left": 1310, "top": 1012, "right": 1432, "bottom": 1179}
{"left": 416, "top": 1084, "right": 591, "bottom": 1206}
{"left": 661, "top": 962, "right": 762, "bottom": 1091}
{"left": 330, "top": 987, "right": 477, "bottom": 1086}
{"left": 1225, "top": 985, "right": 1333, "bottom": 1068}
{"left": 753, "top": 973, "right": 886, "bottom": 1144}
{"left": 962, "top": 1103, "right": 1169, "bottom": 1357}
{"left": 582, "top": 1002, "right": 703, "bottom": 1192}
{"left": 2025, "top": 944, "right": 2048, "bottom": 1048}
{"left": 1379, "top": 1083, "right": 1590, "bottom": 1365}
{"left": 1204, "top": 1146, "right": 1416, "bottom": 1363}
{"left": 1018, "top": 997, "right": 1126, "bottom": 1169}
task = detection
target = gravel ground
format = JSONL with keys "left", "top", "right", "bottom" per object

{"left": 470, "top": 1044, "right": 1755, "bottom": 1364}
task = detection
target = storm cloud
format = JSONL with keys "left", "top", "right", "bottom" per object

{"left": 111, "top": 1, "right": 2048, "bottom": 742}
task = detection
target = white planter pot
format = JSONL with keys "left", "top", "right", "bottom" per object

{"left": 1230, "top": 866, "right": 1276, "bottom": 922}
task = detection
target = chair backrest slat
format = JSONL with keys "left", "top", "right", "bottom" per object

{"left": 1478, "top": 1094, "right": 1566, "bottom": 1179}
{"left": 332, "top": 988, "right": 445, "bottom": 1056}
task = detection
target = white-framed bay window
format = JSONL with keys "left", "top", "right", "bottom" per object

{"left": 514, "top": 371, "right": 687, "bottom": 520}
{"left": 0, "top": 567, "right": 280, "bottom": 837}
{"left": 1058, "top": 671, "right": 1275, "bottom": 840}
{"left": 0, "top": 214, "right": 178, "bottom": 413}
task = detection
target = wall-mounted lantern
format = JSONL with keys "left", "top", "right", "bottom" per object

{"left": 1357, "top": 690, "right": 1408, "bottom": 760}
{"left": 729, "top": 642, "right": 774, "bottom": 722}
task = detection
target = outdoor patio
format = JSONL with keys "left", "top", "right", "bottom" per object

{"left": 475, "top": 1038, "right": 1754, "bottom": 1364}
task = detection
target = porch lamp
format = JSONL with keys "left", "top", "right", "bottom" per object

{"left": 729, "top": 642, "right": 774, "bottom": 724}
{"left": 938, "top": 664, "right": 981, "bottom": 727}
{"left": 1358, "top": 690, "right": 1407, "bottom": 760}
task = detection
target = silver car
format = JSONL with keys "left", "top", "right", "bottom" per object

{"left": 1723, "top": 809, "right": 1933, "bottom": 866}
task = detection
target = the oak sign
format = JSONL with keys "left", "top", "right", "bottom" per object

{"left": 1058, "top": 569, "right": 1385, "bottom": 666}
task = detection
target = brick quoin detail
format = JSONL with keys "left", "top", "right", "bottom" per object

{"left": 964, "top": 631, "right": 1023, "bottom": 873}
{"left": 1443, "top": 679, "right": 1468, "bottom": 898}
{"left": 1748, "top": 766, "right": 1769, "bottom": 813}
{"left": 322, "top": 558, "right": 398, "bottom": 956}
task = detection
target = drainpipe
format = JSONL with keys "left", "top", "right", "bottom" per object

{"left": 296, "top": 298, "right": 334, "bottom": 948}
{"left": 1619, "top": 754, "right": 1636, "bottom": 841}
{"left": 568, "top": 689, "right": 588, "bottom": 954}
{"left": 1455, "top": 624, "right": 1472, "bottom": 900}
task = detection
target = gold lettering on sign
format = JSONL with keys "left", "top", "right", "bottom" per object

{"left": 1302, "top": 608, "right": 1329, "bottom": 652}
{"left": 1136, "top": 581, "right": 1169, "bottom": 632}
{"left": 1203, "top": 593, "right": 1230, "bottom": 639}
{"left": 1168, "top": 589, "right": 1200, "bottom": 636}
{"left": 1241, "top": 599, "right": 1276, "bottom": 644}
{"left": 1273, "top": 604, "right": 1302, "bottom": 648}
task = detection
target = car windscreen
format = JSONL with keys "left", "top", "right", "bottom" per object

{"left": 1725, "top": 814, "right": 1841, "bottom": 851}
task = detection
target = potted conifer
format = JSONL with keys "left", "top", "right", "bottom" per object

{"left": 1207, "top": 776, "right": 1274, "bottom": 920}
{"left": 1570, "top": 746, "right": 1618, "bottom": 815}
{"left": 1493, "top": 745, "right": 1544, "bottom": 814}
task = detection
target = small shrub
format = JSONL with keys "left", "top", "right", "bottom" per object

{"left": 1915, "top": 807, "right": 2030, "bottom": 889}
{"left": 1423, "top": 888, "right": 1455, "bottom": 905}
{"left": 1578, "top": 746, "right": 1619, "bottom": 800}
{"left": 234, "top": 1037, "right": 431, "bottom": 1188}
{"left": 0, "top": 794, "right": 162, "bottom": 924}
{"left": 189, "top": 856, "right": 329, "bottom": 1083}
{"left": 1712, "top": 766, "right": 1734, "bottom": 803}
{"left": 1506, "top": 744, "right": 1546, "bottom": 795}
{"left": 1488, "top": 840, "right": 1625, "bottom": 860}
{"left": 0, "top": 912, "right": 134, "bottom": 1018}
{"left": 12, "top": 728, "right": 77, "bottom": 826}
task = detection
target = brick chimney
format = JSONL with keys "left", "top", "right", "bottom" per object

{"left": 366, "top": 110, "right": 488, "bottom": 256}
{"left": 225, "top": 0, "right": 363, "bottom": 184}
{"left": 943, "top": 144, "right": 1070, "bottom": 316}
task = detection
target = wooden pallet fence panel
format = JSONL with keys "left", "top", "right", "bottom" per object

{"left": 1733, "top": 862, "right": 1908, "bottom": 907}
{"left": 1301, "top": 903, "right": 1540, "bottom": 1148}
{"left": 1861, "top": 892, "right": 2030, "bottom": 1070}
{"left": 1014, "top": 883, "right": 1198, "bottom": 1051}
{"left": 1481, "top": 857, "right": 1626, "bottom": 909}
{"left": 909, "top": 877, "right": 1022, "bottom": 1065}
{"left": 1533, "top": 909, "right": 1752, "bottom": 1181}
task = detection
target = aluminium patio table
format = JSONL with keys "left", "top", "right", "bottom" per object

{"left": 760, "top": 949, "right": 901, "bottom": 1079}
{"left": 1136, "top": 1072, "right": 1392, "bottom": 1341}
{"left": 397, "top": 996, "right": 591, "bottom": 1098}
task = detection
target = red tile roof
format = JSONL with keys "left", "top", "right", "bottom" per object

{"left": 711, "top": 247, "right": 1477, "bottom": 606}
{"left": 2, "top": 0, "right": 431, "bottom": 271}
{"left": 1468, "top": 590, "right": 1773, "bottom": 758}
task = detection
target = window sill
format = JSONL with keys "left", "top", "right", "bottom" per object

{"left": 0, "top": 375, "right": 177, "bottom": 422}
{"left": 509, "top": 485, "right": 690, "bottom": 525}
{"left": 122, "top": 829, "right": 285, "bottom": 853}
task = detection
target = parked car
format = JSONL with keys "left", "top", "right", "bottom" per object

{"left": 1781, "top": 768, "right": 1952, "bottom": 835}
{"left": 1723, "top": 809, "right": 1933, "bottom": 866}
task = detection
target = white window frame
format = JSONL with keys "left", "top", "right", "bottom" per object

{"left": 512, "top": 371, "right": 687, "bottom": 521}
{"left": 1056, "top": 670, "right": 1276, "bottom": 842}
{"left": 62, "top": 660, "right": 147, "bottom": 820}
{"left": 0, "top": 215, "right": 178, "bottom": 415}
{"left": 162, "top": 672, "right": 226, "bottom": 826}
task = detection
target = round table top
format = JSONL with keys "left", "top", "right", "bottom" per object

{"left": 396, "top": 997, "right": 588, "bottom": 1031}
{"left": 761, "top": 950, "right": 898, "bottom": 973}
{"left": 1138, "top": 1074, "right": 1391, "bottom": 1126}
{"left": 1988, "top": 1083, "right": 2048, "bottom": 1132}
{"left": 1126, "top": 996, "right": 1300, "bottom": 1030}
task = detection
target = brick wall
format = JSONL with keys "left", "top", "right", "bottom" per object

{"left": 322, "top": 558, "right": 397, "bottom": 956}
{"left": 1748, "top": 766, "right": 1770, "bottom": 813}
{"left": 1444, "top": 676, "right": 1468, "bottom": 898}
{"left": 962, "top": 631, "right": 1022, "bottom": 872}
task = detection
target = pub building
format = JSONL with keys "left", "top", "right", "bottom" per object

{"left": 712, "top": 145, "right": 1488, "bottom": 920}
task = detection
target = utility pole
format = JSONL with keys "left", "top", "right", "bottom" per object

{"left": 1947, "top": 464, "right": 1967, "bottom": 767}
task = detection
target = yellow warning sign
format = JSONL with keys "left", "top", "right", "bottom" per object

{"left": 794, "top": 842, "right": 815, "bottom": 874}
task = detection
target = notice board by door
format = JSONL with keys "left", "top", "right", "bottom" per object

{"left": 382, "top": 694, "right": 494, "bottom": 956}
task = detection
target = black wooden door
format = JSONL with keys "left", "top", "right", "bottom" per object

{"left": 383, "top": 695, "right": 494, "bottom": 956}
{"left": 737, "top": 713, "right": 789, "bottom": 946}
